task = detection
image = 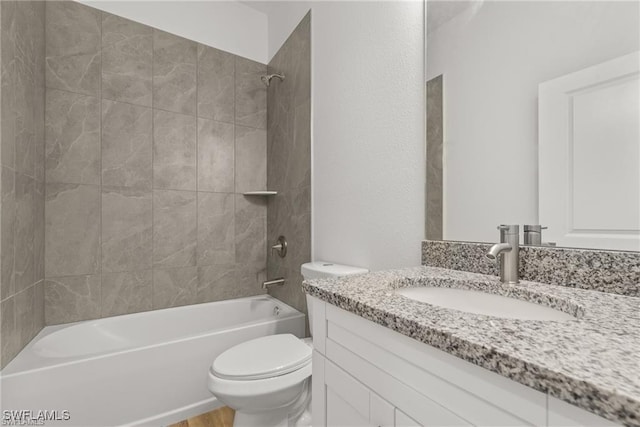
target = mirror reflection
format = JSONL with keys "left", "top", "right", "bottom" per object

{"left": 425, "top": 0, "right": 640, "bottom": 251}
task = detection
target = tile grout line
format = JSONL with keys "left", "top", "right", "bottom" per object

{"left": 43, "top": 86, "right": 271, "bottom": 131}
{"left": 98, "top": 10, "right": 103, "bottom": 320}
{"left": 151, "top": 27, "right": 155, "bottom": 311}
{"left": 195, "top": 41, "right": 200, "bottom": 304}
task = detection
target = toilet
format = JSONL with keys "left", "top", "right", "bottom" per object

{"left": 207, "top": 261, "right": 368, "bottom": 427}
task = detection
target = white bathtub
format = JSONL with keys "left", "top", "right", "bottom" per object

{"left": 0, "top": 295, "right": 305, "bottom": 426}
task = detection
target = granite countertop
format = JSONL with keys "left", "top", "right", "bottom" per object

{"left": 302, "top": 266, "right": 640, "bottom": 427}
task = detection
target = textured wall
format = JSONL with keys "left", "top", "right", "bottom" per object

{"left": 311, "top": 1, "right": 425, "bottom": 271}
{"left": 43, "top": 1, "right": 268, "bottom": 325}
{"left": 266, "top": 13, "right": 311, "bottom": 316}
{"left": 0, "top": 0, "right": 46, "bottom": 369}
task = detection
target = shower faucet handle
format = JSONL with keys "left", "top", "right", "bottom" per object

{"left": 271, "top": 236, "right": 287, "bottom": 258}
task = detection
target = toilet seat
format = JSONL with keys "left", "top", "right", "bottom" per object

{"left": 208, "top": 361, "right": 312, "bottom": 400}
{"left": 212, "top": 334, "right": 312, "bottom": 381}
{"left": 208, "top": 335, "right": 312, "bottom": 413}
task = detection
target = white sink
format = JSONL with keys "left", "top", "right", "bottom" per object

{"left": 395, "top": 287, "right": 575, "bottom": 321}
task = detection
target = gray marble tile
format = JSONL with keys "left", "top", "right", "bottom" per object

{"left": 198, "top": 192, "right": 234, "bottom": 266}
{"left": 153, "top": 266, "right": 197, "bottom": 309}
{"left": 34, "top": 83, "right": 45, "bottom": 184}
{"left": 286, "top": 213, "right": 311, "bottom": 277}
{"left": 265, "top": 14, "right": 311, "bottom": 315}
{"left": 45, "top": 183, "right": 100, "bottom": 277}
{"left": 235, "top": 125, "right": 266, "bottom": 193}
{"left": 102, "top": 187, "right": 152, "bottom": 273}
{"left": 197, "top": 263, "right": 265, "bottom": 303}
{"left": 1, "top": 1, "right": 16, "bottom": 169}
{"left": 289, "top": 100, "right": 311, "bottom": 188}
{"left": 426, "top": 75, "right": 443, "bottom": 240}
{"left": 102, "top": 13, "right": 152, "bottom": 106}
{"left": 1, "top": 167, "right": 15, "bottom": 300}
{"left": 34, "top": 180, "right": 45, "bottom": 284}
{"left": 14, "top": 173, "right": 34, "bottom": 293}
{"left": 14, "top": 285, "right": 37, "bottom": 350}
{"left": 45, "top": 1, "right": 101, "bottom": 96}
{"left": 197, "top": 118, "right": 234, "bottom": 193}
{"left": 34, "top": 280, "right": 44, "bottom": 334}
{"left": 235, "top": 263, "right": 268, "bottom": 298}
{"left": 235, "top": 57, "right": 267, "bottom": 129}
{"left": 266, "top": 102, "right": 291, "bottom": 192}
{"left": 101, "top": 270, "right": 152, "bottom": 317}
{"left": 14, "top": 50, "right": 36, "bottom": 178}
{"left": 268, "top": 12, "right": 311, "bottom": 110}
{"left": 44, "top": 274, "right": 100, "bottom": 325}
{"left": 153, "top": 30, "right": 196, "bottom": 115}
{"left": 153, "top": 190, "right": 197, "bottom": 268}
{"left": 1, "top": 296, "right": 18, "bottom": 368}
{"left": 268, "top": 267, "right": 307, "bottom": 316}
{"left": 12, "top": 1, "right": 45, "bottom": 179}
{"left": 153, "top": 110, "right": 196, "bottom": 191}
{"left": 32, "top": 2, "right": 46, "bottom": 184}
{"left": 102, "top": 100, "right": 152, "bottom": 189}
{"left": 235, "top": 195, "right": 266, "bottom": 265}
{"left": 197, "top": 44, "right": 234, "bottom": 123}
{"left": 196, "top": 264, "right": 236, "bottom": 303}
{"left": 45, "top": 89, "right": 100, "bottom": 185}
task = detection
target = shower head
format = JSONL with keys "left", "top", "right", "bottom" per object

{"left": 261, "top": 73, "right": 285, "bottom": 87}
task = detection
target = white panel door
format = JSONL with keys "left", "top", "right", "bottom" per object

{"left": 539, "top": 51, "right": 640, "bottom": 250}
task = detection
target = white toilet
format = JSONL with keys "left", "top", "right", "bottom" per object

{"left": 207, "top": 261, "right": 368, "bottom": 427}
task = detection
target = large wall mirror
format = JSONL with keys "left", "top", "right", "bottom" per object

{"left": 425, "top": 0, "right": 640, "bottom": 251}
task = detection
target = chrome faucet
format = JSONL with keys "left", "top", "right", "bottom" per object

{"left": 487, "top": 225, "right": 519, "bottom": 284}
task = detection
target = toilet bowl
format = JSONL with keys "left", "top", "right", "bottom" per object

{"left": 207, "top": 262, "right": 368, "bottom": 427}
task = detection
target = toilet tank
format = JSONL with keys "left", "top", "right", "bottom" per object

{"left": 301, "top": 262, "right": 369, "bottom": 336}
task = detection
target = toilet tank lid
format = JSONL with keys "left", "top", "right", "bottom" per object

{"left": 300, "top": 262, "right": 369, "bottom": 279}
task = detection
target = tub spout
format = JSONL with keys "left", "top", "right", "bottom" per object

{"left": 262, "top": 278, "right": 285, "bottom": 289}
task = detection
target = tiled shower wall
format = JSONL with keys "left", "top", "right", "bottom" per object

{"left": 267, "top": 13, "right": 311, "bottom": 316}
{"left": 42, "top": 1, "right": 268, "bottom": 325}
{"left": 0, "top": 1, "right": 46, "bottom": 368}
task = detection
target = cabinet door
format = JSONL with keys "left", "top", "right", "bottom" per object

{"left": 395, "top": 408, "right": 421, "bottom": 427}
{"left": 370, "top": 392, "right": 395, "bottom": 427}
{"left": 547, "top": 397, "right": 621, "bottom": 427}
{"left": 325, "top": 360, "right": 370, "bottom": 426}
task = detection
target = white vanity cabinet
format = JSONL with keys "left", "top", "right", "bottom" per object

{"left": 309, "top": 297, "right": 621, "bottom": 427}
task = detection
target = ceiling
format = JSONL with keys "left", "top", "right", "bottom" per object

{"left": 427, "top": 0, "right": 478, "bottom": 33}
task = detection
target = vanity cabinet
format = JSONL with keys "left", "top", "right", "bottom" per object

{"left": 309, "top": 297, "right": 620, "bottom": 427}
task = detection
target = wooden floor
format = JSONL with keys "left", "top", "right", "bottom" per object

{"left": 169, "top": 406, "right": 235, "bottom": 427}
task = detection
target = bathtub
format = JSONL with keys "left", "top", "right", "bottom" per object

{"left": 0, "top": 295, "right": 305, "bottom": 426}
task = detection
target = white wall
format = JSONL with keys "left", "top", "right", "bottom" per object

{"left": 426, "top": 1, "right": 640, "bottom": 243}
{"left": 242, "top": 1, "right": 311, "bottom": 61}
{"left": 78, "top": 0, "right": 268, "bottom": 63}
{"left": 312, "top": 1, "right": 425, "bottom": 271}
{"left": 259, "top": 1, "right": 426, "bottom": 271}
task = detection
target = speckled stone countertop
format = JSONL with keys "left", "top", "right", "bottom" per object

{"left": 302, "top": 266, "right": 640, "bottom": 427}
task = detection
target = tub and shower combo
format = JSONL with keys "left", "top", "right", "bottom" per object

{"left": 0, "top": 296, "right": 305, "bottom": 426}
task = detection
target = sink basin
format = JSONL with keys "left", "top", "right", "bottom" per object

{"left": 395, "top": 287, "right": 575, "bottom": 321}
